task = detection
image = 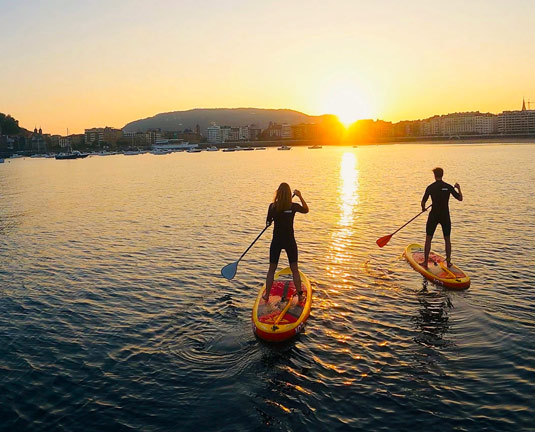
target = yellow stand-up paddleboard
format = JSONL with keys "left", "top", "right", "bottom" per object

{"left": 404, "top": 243, "right": 470, "bottom": 290}
{"left": 252, "top": 267, "right": 312, "bottom": 342}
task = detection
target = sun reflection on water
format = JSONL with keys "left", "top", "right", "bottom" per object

{"left": 327, "top": 152, "right": 360, "bottom": 278}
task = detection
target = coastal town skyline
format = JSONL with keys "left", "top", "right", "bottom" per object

{"left": 2, "top": 0, "right": 534, "bottom": 135}
{"left": 2, "top": 98, "right": 534, "bottom": 156}
{"left": 3, "top": 98, "right": 534, "bottom": 137}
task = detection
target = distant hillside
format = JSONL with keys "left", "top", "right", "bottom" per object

{"left": 123, "top": 108, "right": 330, "bottom": 133}
{"left": 0, "top": 113, "right": 22, "bottom": 135}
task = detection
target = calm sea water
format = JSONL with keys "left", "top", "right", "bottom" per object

{"left": 0, "top": 144, "right": 534, "bottom": 431}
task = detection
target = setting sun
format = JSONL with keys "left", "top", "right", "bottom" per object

{"left": 319, "top": 81, "right": 374, "bottom": 127}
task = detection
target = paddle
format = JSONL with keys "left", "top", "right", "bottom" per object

{"left": 221, "top": 224, "right": 271, "bottom": 280}
{"left": 376, "top": 205, "right": 432, "bottom": 248}
{"left": 272, "top": 295, "right": 295, "bottom": 331}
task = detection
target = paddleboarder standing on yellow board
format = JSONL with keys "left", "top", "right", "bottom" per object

{"left": 263, "top": 183, "right": 309, "bottom": 303}
{"left": 421, "top": 167, "right": 463, "bottom": 269}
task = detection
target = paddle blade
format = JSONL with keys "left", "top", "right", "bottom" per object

{"left": 376, "top": 234, "right": 392, "bottom": 248}
{"left": 221, "top": 262, "right": 238, "bottom": 280}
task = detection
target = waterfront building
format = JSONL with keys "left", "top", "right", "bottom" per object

{"left": 392, "top": 120, "right": 421, "bottom": 137}
{"left": 207, "top": 125, "right": 222, "bottom": 143}
{"left": 420, "top": 112, "right": 497, "bottom": 136}
{"left": 264, "top": 122, "right": 282, "bottom": 139}
{"left": 59, "top": 134, "right": 84, "bottom": 149}
{"left": 291, "top": 123, "right": 319, "bottom": 139}
{"left": 229, "top": 127, "right": 240, "bottom": 141}
{"left": 239, "top": 125, "right": 249, "bottom": 140}
{"left": 249, "top": 125, "right": 262, "bottom": 141}
{"left": 281, "top": 123, "right": 292, "bottom": 139}
{"left": 145, "top": 129, "right": 161, "bottom": 146}
{"left": 221, "top": 126, "right": 232, "bottom": 142}
{"left": 85, "top": 127, "right": 123, "bottom": 146}
{"left": 497, "top": 100, "right": 535, "bottom": 134}
{"left": 30, "top": 127, "right": 47, "bottom": 153}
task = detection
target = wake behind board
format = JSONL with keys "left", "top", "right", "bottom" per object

{"left": 252, "top": 267, "right": 312, "bottom": 342}
{"left": 404, "top": 243, "right": 470, "bottom": 290}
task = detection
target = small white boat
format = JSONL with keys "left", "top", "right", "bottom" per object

{"left": 206, "top": 146, "right": 219, "bottom": 152}
{"left": 187, "top": 148, "right": 202, "bottom": 153}
{"left": 222, "top": 148, "right": 236, "bottom": 152}
{"left": 277, "top": 145, "right": 291, "bottom": 151}
{"left": 10, "top": 153, "right": 24, "bottom": 158}
{"left": 255, "top": 147, "right": 267, "bottom": 150}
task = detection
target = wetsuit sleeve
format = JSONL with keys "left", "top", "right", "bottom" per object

{"left": 266, "top": 204, "right": 274, "bottom": 225}
{"left": 292, "top": 203, "right": 307, "bottom": 213}
{"left": 449, "top": 184, "right": 461, "bottom": 200}
{"left": 421, "top": 186, "right": 430, "bottom": 210}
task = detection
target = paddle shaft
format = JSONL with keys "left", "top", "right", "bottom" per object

{"left": 390, "top": 204, "right": 432, "bottom": 236}
{"left": 237, "top": 224, "right": 270, "bottom": 263}
{"left": 273, "top": 294, "right": 295, "bottom": 328}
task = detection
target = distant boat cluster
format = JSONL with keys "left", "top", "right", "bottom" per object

{"left": 0, "top": 144, "right": 328, "bottom": 163}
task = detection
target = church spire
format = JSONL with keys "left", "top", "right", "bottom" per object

{"left": 522, "top": 97, "right": 526, "bottom": 111}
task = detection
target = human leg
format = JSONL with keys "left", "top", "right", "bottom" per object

{"left": 423, "top": 235, "right": 432, "bottom": 269}
{"left": 264, "top": 242, "right": 281, "bottom": 301}
{"left": 441, "top": 217, "right": 452, "bottom": 266}
{"left": 289, "top": 261, "right": 304, "bottom": 302}
{"left": 445, "top": 236, "right": 452, "bottom": 266}
{"left": 424, "top": 215, "right": 438, "bottom": 268}
{"left": 263, "top": 263, "right": 278, "bottom": 301}
{"left": 286, "top": 240, "right": 304, "bottom": 302}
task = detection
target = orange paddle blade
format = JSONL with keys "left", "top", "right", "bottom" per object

{"left": 376, "top": 234, "right": 392, "bottom": 248}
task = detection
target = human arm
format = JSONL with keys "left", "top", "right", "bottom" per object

{"left": 421, "top": 187, "right": 430, "bottom": 212}
{"left": 453, "top": 183, "right": 463, "bottom": 201}
{"left": 266, "top": 203, "right": 274, "bottom": 226}
{"left": 293, "top": 190, "right": 309, "bottom": 213}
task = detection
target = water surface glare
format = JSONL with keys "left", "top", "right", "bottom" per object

{"left": 0, "top": 144, "right": 534, "bottom": 431}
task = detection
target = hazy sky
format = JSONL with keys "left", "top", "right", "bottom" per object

{"left": 2, "top": 0, "right": 534, "bottom": 134}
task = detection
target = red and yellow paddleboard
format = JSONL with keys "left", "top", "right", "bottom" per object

{"left": 404, "top": 243, "right": 470, "bottom": 290}
{"left": 252, "top": 267, "right": 312, "bottom": 342}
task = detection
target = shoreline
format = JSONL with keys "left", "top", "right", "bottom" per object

{"left": 213, "top": 136, "right": 535, "bottom": 148}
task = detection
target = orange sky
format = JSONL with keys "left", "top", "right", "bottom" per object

{"left": 2, "top": 0, "right": 534, "bottom": 134}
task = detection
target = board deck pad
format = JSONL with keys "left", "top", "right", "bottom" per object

{"left": 257, "top": 279, "right": 306, "bottom": 325}
{"left": 411, "top": 251, "right": 466, "bottom": 279}
{"left": 404, "top": 243, "right": 470, "bottom": 289}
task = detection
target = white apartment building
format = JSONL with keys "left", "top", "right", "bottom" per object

{"left": 421, "top": 113, "right": 497, "bottom": 136}
{"left": 497, "top": 110, "right": 535, "bottom": 134}
{"left": 239, "top": 125, "right": 249, "bottom": 140}
{"left": 207, "top": 125, "right": 222, "bottom": 143}
{"left": 281, "top": 123, "right": 292, "bottom": 139}
{"left": 221, "top": 126, "right": 231, "bottom": 142}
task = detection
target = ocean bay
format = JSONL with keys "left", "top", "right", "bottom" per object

{"left": 0, "top": 143, "right": 533, "bottom": 431}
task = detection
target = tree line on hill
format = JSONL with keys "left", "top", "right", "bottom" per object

{"left": 0, "top": 113, "right": 21, "bottom": 135}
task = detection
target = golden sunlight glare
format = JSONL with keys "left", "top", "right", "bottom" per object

{"left": 321, "top": 82, "right": 372, "bottom": 126}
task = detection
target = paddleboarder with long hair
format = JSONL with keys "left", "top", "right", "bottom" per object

{"left": 263, "top": 183, "right": 309, "bottom": 302}
{"left": 421, "top": 167, "right": 463, "bottom": 268}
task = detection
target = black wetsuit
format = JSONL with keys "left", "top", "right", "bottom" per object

{"left": 422, "top": 180, "right": 461, "bottom": 237}
{"left": 267, "top": 202, "right": 306, "bottom": 264}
